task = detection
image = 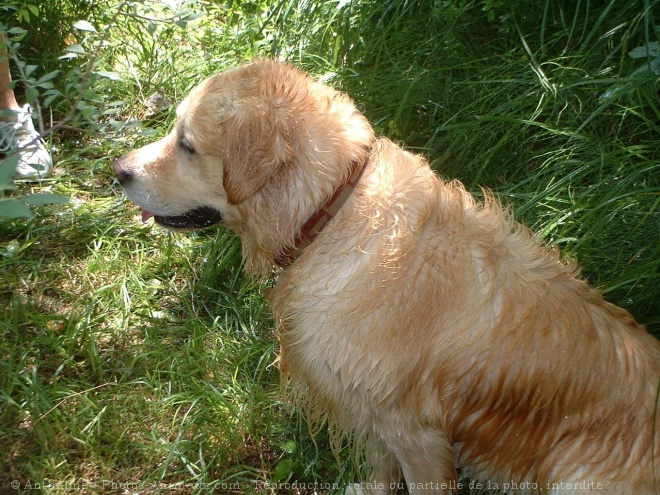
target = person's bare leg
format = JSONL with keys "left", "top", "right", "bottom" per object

{"left": 0, "top": 32, "right": 20, "bottom": 112}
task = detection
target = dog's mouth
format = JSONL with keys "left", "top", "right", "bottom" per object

{"left": 142, "top": 206, "right": 223, "bottom": 229}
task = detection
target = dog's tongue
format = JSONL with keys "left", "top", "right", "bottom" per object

{"left": 141, "top": 210, "right": 155, "bottom": 223}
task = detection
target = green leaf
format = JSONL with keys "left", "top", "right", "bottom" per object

{"left": 24, "top": 86, "right": 40, "bottom": 103}
{"left": 628, "top": 42, "right": 660, "bottom": 59}
{"left": 279, "top": 439, "right": 297, "bottom": 454}
{"left": 93, "top": 71, "right": 123, "bottom": 82}
{"left": 183, "top": 13, "right": 204, "bottom": 22}
{"left": 65, "top": 44, "right": 86, "bottom": 54}
{"left": 24, "top": 193, "right": 69, "bottom": 206}
{"left": 36, "top": 70, "right": 61, "bottom": 85}
{"left": 0, "top": 156, "right": 19, "bottom": 186}
{"left": 273, "top": 459, "right": 293, "bottom": 483}
{"left": 0, "top": 199, "right": 34, "bottom": 219}
{"left": 43, "top": 93, "right": 61, "bottom": 108}
{"left": 25, "top": 64, "right": 38, "bottom": 77}
{"left": 17, "top": 10, "right": 30, "bottom": 23}
{"left": 73, "top": 20, "right": 97, "bottom": 32}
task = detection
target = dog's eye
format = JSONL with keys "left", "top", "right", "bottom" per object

{"left": 179, "top": 138, "right": 196, "bottom": 155}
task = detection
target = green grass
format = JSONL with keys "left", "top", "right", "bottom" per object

{"left": 1, "top": 0, "right": 659, "bottom": 494}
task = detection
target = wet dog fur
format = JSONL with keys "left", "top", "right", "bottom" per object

{"left": 114, "top": 60, "right": 660, "bottom": 494}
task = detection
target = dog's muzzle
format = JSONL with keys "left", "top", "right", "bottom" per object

{"left": 150, "top": 206, "right": 223, "bottom": 229}
{"left": 113, "top": 158, "right": 223, "bottom": 229}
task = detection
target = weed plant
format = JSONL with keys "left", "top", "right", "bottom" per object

{"left": 0, "top": 0, "right": 658, "bottom": 494}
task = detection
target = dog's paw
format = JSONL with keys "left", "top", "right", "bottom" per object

{"left": 344, "top": 483, "right": 366, "bottom": 495}
{"left": 344, "top": 482, "right": 391, "bottom": 495}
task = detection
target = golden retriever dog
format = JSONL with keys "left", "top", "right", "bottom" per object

{"left": 114, "top": 60, "right": 660, "bottom": 494}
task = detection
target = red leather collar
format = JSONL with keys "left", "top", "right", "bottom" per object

{"left": 275, "top": 155, "right": 369, "bottom": 268}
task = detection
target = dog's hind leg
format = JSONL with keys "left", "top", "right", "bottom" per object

{"left": 345, "top": 435, "right": 401, "bottom": 495}
{"left": 385, "top": 425, "right": 458, "bottom": 495}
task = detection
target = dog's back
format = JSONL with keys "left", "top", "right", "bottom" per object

{"left": 273, "top": 136, "right": 660, "bottom": 494}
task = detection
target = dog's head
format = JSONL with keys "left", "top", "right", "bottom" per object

{"left": 114, "top": 60, "right": 375, "bottom": 273}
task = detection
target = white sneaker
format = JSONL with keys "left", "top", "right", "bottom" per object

{"left": 0, "top": 104, "right": 52, "bottom": 179}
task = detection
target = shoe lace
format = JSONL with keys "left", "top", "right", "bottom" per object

{"left": 0, "top": 106, "right": 39, "bottom": 153}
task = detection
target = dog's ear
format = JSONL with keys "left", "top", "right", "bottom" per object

{"left": 223, "top": 109, "right": 293, "bottom": 205}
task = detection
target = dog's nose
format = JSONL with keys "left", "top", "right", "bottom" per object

{"left": 113, "top": 158, "right": 132, "bottom": 185}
